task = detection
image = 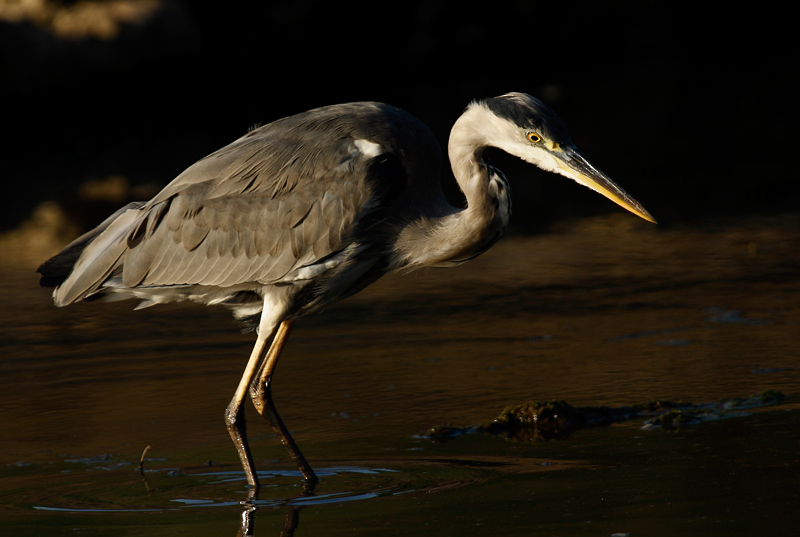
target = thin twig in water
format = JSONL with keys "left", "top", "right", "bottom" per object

{"left": 139, "top": 445, "right": 151, "bottom": 477}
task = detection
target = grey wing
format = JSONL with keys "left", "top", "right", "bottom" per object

{"left": 52, "top": 120, "right": 391, "bottom": 306}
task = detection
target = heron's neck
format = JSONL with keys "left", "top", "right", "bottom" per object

{"left": 394, "top": 108, "right": 511, "bottom": 268}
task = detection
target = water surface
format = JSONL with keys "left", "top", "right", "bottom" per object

{"left": 2, "top": 214, "right": 799, "bottom": 535}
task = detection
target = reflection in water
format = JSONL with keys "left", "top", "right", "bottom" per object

{"left": 135, "top": 390, "right": 319, "bottom": 535}
{"left": 173, "top": 464, "right": 494, "bottom": 536}
{"left": 237, "top": 483, "right": 311, "bottom": 537}
{"left": 239, "top": 389, "right": 317, "bottom": 536}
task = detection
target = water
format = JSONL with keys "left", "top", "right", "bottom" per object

{"left": 1, "top": 214, "right": 799, "bottom": 535}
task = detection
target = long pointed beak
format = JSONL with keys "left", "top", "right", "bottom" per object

{"left": 555, "top": 145, "right": 656, "bottom": 224}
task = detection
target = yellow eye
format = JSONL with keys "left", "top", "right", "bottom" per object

{"left": 527, "top": 132, "right": 542, "bottom": 143}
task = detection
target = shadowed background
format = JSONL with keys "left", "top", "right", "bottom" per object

{"left": 2, "top": 3, "right": 799, "bottom": 535}
{"left": 1, "top": 0, "right": 797, "bottom": 243}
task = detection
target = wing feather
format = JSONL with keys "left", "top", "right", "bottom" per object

{"left": 203, "top": 254, "right": 238, "bottom": 287}
{"left": 179, "top": 216, "right": 209, "bottom": 252}
{"left": 53, "top": 207, "right": 143, "bottom": 305}
{"left": 48, "top": 101, "right": 441, "bottom": 306}
{"left": 301, "top": 202, "right": 323, "bottom": 246}
{"left": 268, "top": 228, "right": 289, "bottom": 259}
{"left": 180, "top": 245, "right": 216, "bottom": 283}
{"left": 289, "top": 226, "right": 302, "bottom": 259}
{"left": 312, "top": 230, "right": 332, "bottom": 259}
{"left": 214, "top": 253, "right": 251, "bottom": 288}
{"left": 140, "top": 236, "right": 182, "bottom": 285}
{"left": 159, "top": 243, "right": 196, "bottom": 284}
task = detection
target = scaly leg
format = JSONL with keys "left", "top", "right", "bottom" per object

{"left": 249, "top": 320, "right": 319, "bottom": 485}
{"left": 225, "top": 328, "right": 271, "bottom": 489}
{"left": 250, "top": 320, "right": 294, "bottom": 414}
{"left": 260, "top": 382, "right": 319, "bottom": 485}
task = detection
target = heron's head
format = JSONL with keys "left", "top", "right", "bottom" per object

{"left": 458, "top": 92, "right": 655, "bottom": 223}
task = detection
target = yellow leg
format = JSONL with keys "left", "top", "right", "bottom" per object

{"left": 225, "top": 329, "right": 270, "bottom": 489}
{"left": 249, "top": 320, "right": 318, "bottom": 485}
{"left": 250, "top": 320, "right": 294, "bottom": 414}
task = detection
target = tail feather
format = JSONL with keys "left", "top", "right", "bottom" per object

{"left": 36, "top": 202, "right": 146, "bottom": 305}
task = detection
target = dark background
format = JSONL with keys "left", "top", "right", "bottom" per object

{"left": 1, "top": 0, "right": 797, "bottom": 235}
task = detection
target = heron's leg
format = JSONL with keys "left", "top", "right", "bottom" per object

{"left": 225, "top": 330, "right": 271, "bottom": 489}
{"left": 250, "top": 320, "right": 294, "bottom": 413}
{"left": 259, "top": 381, "right": 319, "bottom": 485}
{"left": 248, "top": 321, "right": 319, "bottom": 485}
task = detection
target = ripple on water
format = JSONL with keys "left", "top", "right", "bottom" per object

{"left": 17, "top": 456, "right": 563, "bottom": 514}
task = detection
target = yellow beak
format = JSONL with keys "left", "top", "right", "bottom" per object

{"left": 555, "top": 145, "right": 656, "bottom": 224}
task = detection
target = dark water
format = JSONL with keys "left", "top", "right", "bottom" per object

{"left": 2, "top": 214, "right": 799, "bottom": 536}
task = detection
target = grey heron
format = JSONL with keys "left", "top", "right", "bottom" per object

{"left": 37, "top": 92, "right": 654, "bottom": 489}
